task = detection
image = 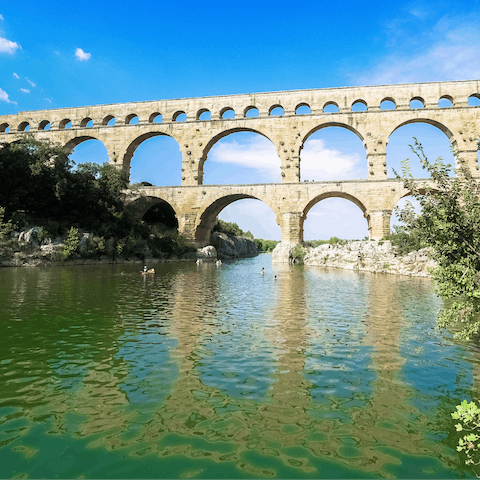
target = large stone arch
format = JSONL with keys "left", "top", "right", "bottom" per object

{"left": 125, "top": 194, "right": 180, "bottom": 226}
{"left": 199, "top": 127, "right": 278, "bottom": 172}
{"left": 122, "top": 131, "right": 182, "bottom": 176}
{"left": 195, "top": 192, "right": 278, "bottom": 247}
{"left": 64, "top": 135, "right": 108, "bottom": 151}
{"left": 387, "top": 117, "right": 456, "bottom": 146}
{"left": 299, "top": 122, "right": 366, "bottom": 155}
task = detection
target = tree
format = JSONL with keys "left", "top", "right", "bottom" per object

{"left": 397, "top": 139, "right": 480, "bottom": 340}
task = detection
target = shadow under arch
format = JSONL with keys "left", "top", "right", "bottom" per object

{"left": 125, "top": 195, "right": 179, "bottom": 228}
{"left": 123, "top": 131, "right": 182, "bottom": 174}
{"left": 200, "top": 127, "right": 277, "bottom": 169}
{"left": 64, "top": 135, "right": 107, "bottom": 151}
{"left": 195, "top": 193, "right": 277, "bottom": 246}
{"left": 300, "top": 122, "right": 365, "bottom": 154}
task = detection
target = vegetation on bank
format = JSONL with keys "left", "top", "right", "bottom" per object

{"left": 0, "top": 137, "right": 196, "bottom": 262}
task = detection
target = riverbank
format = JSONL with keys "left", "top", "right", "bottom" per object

{"left": 303, "top": 240, "right": 435, "bottom": 277}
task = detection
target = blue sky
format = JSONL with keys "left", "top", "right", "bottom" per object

{"left": 1, "top": 0, "right": 480, "bottom": 240}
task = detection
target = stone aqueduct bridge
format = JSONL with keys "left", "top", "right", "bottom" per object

{"left": 1, "top": 80, "right": 480, "bottom": 249}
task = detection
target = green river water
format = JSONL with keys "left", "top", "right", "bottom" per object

{"left": 0, "top": 255, "right": 478, "bottom": 479}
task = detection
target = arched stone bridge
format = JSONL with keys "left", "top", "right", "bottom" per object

{"left": 1, "top": 79, "right": 479, "bottom": 253}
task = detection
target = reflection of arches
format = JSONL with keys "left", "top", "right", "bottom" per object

{"left": 196, "top": 194, "right": 276, "bottom": 246}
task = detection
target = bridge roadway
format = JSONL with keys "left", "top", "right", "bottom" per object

{"left": 128, "top": 178, "right": 429, "bottom": 249}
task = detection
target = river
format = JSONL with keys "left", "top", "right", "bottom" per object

{"left": 0, "top": 255, "right": 478, "bottom": 478}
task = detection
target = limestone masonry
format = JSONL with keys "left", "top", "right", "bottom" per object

{"left": 1, "top": 80, "right": 479, "bottom": 261}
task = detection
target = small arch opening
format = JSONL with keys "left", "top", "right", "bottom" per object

{"left": 102, "top": 115, "right": 115, "bottom": 126}
{"left": 59, "top": 119, "right": 72, "bottom": 129}
{"left": 198, "top": 109, "right": 211, "bottom": 121}
{"left": 18, "top": 122, "right": 30, "bottom": 132}
{"left": 438, "top": 96, "right": 453, "bottom": 108}
{"left": 352, "top": 100, "right": 367, "bottom": 112}
{"left": 296, "top": 103, "right": 311, "bottom": 115}
{"left": 149, "top": 112, "right": 162, "bottom": 123}
{"left": 0, "top": 123, "right": 10, "bottom": 133}
{"left": 70, "top": 138, "right": 110, "bottom": 170}
{"left": 323, "top": 102, "right": 339, "bottom": 113}
{"left": 245, "top": 106, "right": 259, "bottom": 118}
{"left": 126, "top": 114, "right": 139, "bottom": 125}
{"left": 269, "top": 105, "right": 284, "bottom": 116}
{"left": 38, "top": 120, "right": 51, "bottom": 131}
{"left": 410, "top": 97, "right": 425, "bottom": 109}
{"left": 173, "top": 111, "right": 187, "bottom": 122}
{"left": 468, "top": 94, "right": 480, "bottom": 106}
{"left": 380, "top": 98, "right": 396, "bottom": 110}
{"left": 80, "top": 117, "right": 93, "bottom": 128}
{"left": 221, "top": 107, "right": 235, "bottom": 120}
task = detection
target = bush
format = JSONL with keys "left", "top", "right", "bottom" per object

{"left": 60, "top": 227, "right": 80, "bottom": 260}
{"left": 291, "top": 244, "right": 306, "bottom": 264}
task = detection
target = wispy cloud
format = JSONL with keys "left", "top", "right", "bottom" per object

{"left": 0, "top": 36, "right": 20, "bottom": 54}
{"left": 209, "top": 136, "right": 364, "bottom": 181}
{"left": 44, "top": 98, "right": 52, "bottom": 103}
{"left": 353, "top": 19, "right": 480, "bottom": 85}
{"left": 0, "top": 87, "right": 16, "bottom": 104}
{"left": 0, "top": 14, "right": 4, "bottom": 21}
{"left": 26, "top": 78, "right": 36, "bottom": 87}
{"left": 20, "top": 88, "right": 30, "bottom": 94}
{"left": 75, "top": 47, "right": 91, "bottom": 61}
{"left": 13, "top": 72, "right": 19, "bottom": 79}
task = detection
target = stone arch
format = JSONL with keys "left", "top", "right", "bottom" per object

{"left": 125, "top": 114, "right": 138, "bottom": 125}
{"left": 122, "top": 131, "right": 182, "bottom": 175}
{"left": 197, "top": 108, "right": 211, "bottom": 121}
{"left": 64, "top": 135, "right": 108, "bottom": 151}
{"left": 352, "top": 99, "right": 367, "bottom": 111}
{"left": 195, "top": 193, "right": 277, "bottom": 246}
{"left": 126, "top": 195, "right": 180, "bottom": 226}
{"left": 102, "top": 115, "right": 115, "bottom": 126}
{"left": 0, "top": 123, "right": 9, "bottom": 133}
{"left": 300, "top": 122, "right": 365, "bottom": 153}
{"left": 296, "top": 103, "right": 311, "bottom": 114}
{"left": 387, "top": 117, "right": 455, "bottom": 144}
{"left": 380, "top": 97, "right": 396, "bottom": 110}
{"left": 244, "top": 106, "right": 259, "bottom": 118}
{"left": 269, "top": 104, "right": 284, "bottom": 116}
{"left": 18, "top": 121, "right": 30, "bottom": 132}
{"left": 300, "top": 190, "right": 369, "bottom": 242}
{"left": 410, "top": 96, "right": 425, "bottom": 109}
{"left": 38, "top": 120, "right": 51, "bottom": 130}
{"left": 80, "top": 117, "right": 93, "bottom": 127}
{"left": 200, "top": 127, "right": 278, "bottom": 170}
{"left": 173, "top": 111, "right": 186, "bottom": 122}
{"left": 220, "top": 107, "right": 235, "bottom": 119}
{"left": 439, "top": 95, "right": 453, "bottom": 107}
{"left": 149, "top": 112, "right": 162, "bottom": 123}
{"left": 469, "top": 94, "right": 480, "bottom": 106}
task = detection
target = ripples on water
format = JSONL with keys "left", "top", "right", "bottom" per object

{"left": 0, "top": 257, "right": 479, "bottom": 478}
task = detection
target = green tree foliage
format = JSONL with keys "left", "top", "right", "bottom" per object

{"left": 452, "top": 400, "right": 480, "bottom": 470}
{"left": 397, "top": 139, "right": 480, "bottom": 340}
{"left": 213, "top": 219, "right": 254, "bottom": 239}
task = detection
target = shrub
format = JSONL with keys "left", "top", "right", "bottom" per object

{"left": 60, "top": 227, "right": 80, "bottom": 260}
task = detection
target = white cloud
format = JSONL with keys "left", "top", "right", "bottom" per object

{"left": 0, "top": 14, "right": 4, "bottom": 21}
{"left": 208, "top": 136, "right": 365, "bottom": 182}
{"left": 0, "top": 87, "right": 16, "bottom": 104}
{"left": 354, "top": 20, "right": 480, "bottom": 85}
{"left": 44, "top": 98, "right": 52, "bottom": 103}
{"left": 13, "top": 72, "right": 19, "bottom": 79}
{"left": 0, "top": 36, "right": 20, "bottom": 54}
{"left": 26, "top": 78, "right": 36, "bottom": 87}
{"left": 75, "top": 47, "right": 91, "bottom": 61}
{"left": 20, "top": 88, "right": 29, "bottom": 94}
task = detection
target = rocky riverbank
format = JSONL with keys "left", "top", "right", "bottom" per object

{"left": 273, "top": 240, "right": 435, "bottom": 277}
